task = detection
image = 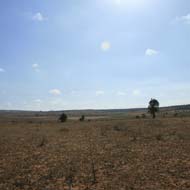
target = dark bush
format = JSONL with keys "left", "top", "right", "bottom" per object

{"left": 113, "top": 125, "right": 127, "bottom": 132}
{"left": 148, "top": 98, "right": 160, "bottom": 119}
{"left": 79, "top": 115, "right": 85, "bottom": 121}
{"left": 59, "top": 113, "right": 68, "bottom": 123}
{"left": 113, "top": 126, "right": 121, "bottom": 131}
{"left": 156, "top": 134, "right": 162, "bottom": 141}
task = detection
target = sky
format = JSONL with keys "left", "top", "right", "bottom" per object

{"left": 0, "top": 0, "right": 190, "bottom": 110}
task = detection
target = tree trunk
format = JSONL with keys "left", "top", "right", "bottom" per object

{"left": 152, "top": 112, "right": 156, "bottom": 119}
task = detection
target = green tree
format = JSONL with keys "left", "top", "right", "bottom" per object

{"left": 148, "top": 99, "right": 159, "bottom": 119}
{"left": 59, "top": 112, "right": 68, "bottom": 122}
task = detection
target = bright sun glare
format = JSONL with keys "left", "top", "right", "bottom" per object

{"left": 114, "top": 0, "right": 147, "bottom": 8}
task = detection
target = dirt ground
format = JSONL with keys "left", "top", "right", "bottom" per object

{"left": 0, "top": 114, "right": 190, "bottom": 190}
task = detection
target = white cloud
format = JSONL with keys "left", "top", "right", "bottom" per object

{"left": 145, "top": 48, "right": 159, "bottom": 56}
{"left": 175, "top": 13, "right": 190, "bottom": 25}
{"left": 101, "top": 41, "right": 111, "bottom": 51}
{"left": 116, "top": 91, "right": 126, "bottom": 96}
{"left": 32, "top": 12, "right": 47, "bottom": 22}
{"left": 133, "top": 89, "right": 141, "bottom": 96}
{"left": 32, "top": 63, "right": 39, "bottom": 68}
{"left": 32, "top": 63, "right": 40, "bottom": 72}
{"left": 0, "top": 68, "right": 5, "bottom": 72}
{"left": 49, "top": 89, "right": 62, "bottom": 96}
{"left": 96, "top": 90, "right": 105, "bottom": 96}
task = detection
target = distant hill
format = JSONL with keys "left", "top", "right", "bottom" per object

{"left": 0, "top": 104, "right": 190, "bottom": 117}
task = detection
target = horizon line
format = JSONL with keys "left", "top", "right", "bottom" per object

{"left": 0, "top": 103, "right": 190, "bottom": 112}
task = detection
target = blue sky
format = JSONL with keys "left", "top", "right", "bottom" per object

{"left": 0, "top": 0, "right": 190, "bottom": 110}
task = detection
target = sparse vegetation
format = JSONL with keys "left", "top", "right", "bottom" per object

{"left": 79, "top": 115, "right": 85, "bottom": 121}
{"left": 155, "top": 134, "right": 163, "bottom": 141}
{"left": 59, "top": 127, "right": 69, "bottom": 132}
{"left": 113, "top": 125, "right": 121, "bottom": 131}
{"left": 37, "top": 135, "right": 47, "bottom": 147}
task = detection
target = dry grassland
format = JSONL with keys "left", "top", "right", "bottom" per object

{"left": 0, "top": 114, "right": 190, "bottom": 190}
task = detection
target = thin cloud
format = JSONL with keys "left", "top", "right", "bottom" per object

{"left": 33, "top": 99, "right": 42, "bottom": 106}
{"left": 32, "top": 12, "right": 47, "bottom": 22}
{"left": 0, "top": 68, "right": 5, "bottom": 72}
{"left": 32, "top": 63, "right": 40, "bottom": 72}
{"left": 96, "top": 90, "right": 105, "bottom": 96}
{"left": 6, "top": 102, "right": 12, "bottom": 108}
{"left": 175, "top": 13, "right": 190, "bottom": 25}
{"left": 101, "top": 41, "right": 111, "bottom": 51}
{"left": 34, "top": 99, "right": 42, "bottom": 103}
{"left": 71, "top": 90, "right": 80, "bottom": 96}
{"left": 116, "top": 91, "right": 126, "bottom": 96}
{"left": 115, "top": 0, "right": 121, "bottom": 5}
{"left": 145, "top": 48, "right": 159, "bottom": 56}
{"left": 49, "top": 89, "right": 62, "bottom": 96}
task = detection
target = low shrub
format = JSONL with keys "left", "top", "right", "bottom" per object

{"left": 59, "top": 113, "right": 68, "bottom": 123}
{"left": 79, "top": 115, "right": 85, "bottom": 122}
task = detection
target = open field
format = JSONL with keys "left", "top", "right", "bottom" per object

{"left": 0, "top": 111, "right": 190, "bottom": 190}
